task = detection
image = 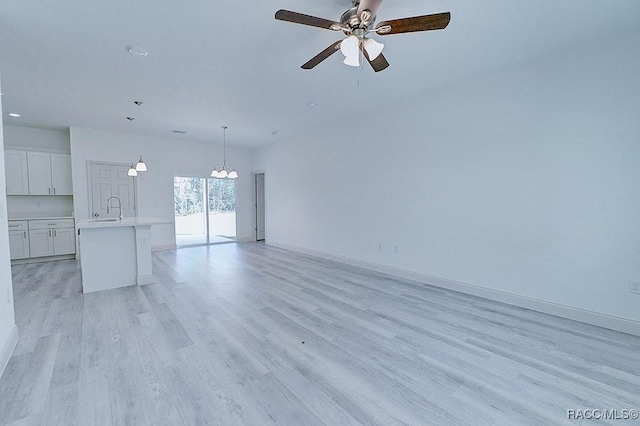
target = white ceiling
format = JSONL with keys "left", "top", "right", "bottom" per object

{"left": 1, "top": 0, "right": 639, "bottom": 148}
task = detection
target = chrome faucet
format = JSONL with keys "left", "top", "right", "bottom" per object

{"left": 106, "top": 196, "right": 123, "bottom": 220}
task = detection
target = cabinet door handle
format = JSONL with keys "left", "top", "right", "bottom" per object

{"left": 48, "top": 188, "right": 51, "bottom": 194}
{"left": 23, "top": 231, "right": 27, "bottom": 239}
{"left": 53, "top": 188, "right": 56, "bottom": 195}
{"left": 48, "top": 230, "right": 51, "bottom": 237}
{"left": 54, "top": 230, "right": 57, "bottom": 237}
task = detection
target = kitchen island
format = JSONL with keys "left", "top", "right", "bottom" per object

{"left": 76, "top": 217, "right": 171, "bottom": 294}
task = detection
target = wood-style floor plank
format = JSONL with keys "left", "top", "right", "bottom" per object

{"left": 1, "top": 243, "right": 639, "bottom": 425}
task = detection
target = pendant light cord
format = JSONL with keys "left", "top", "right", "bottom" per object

{"left": 222, "top": 125, "right": 227, "bottom": 168}
{"left": 135, "top": 101, "right": 143, "bottom": 134}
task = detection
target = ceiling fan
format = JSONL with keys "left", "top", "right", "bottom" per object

{"left": 275, "top": 0, "right": 451, "bottom": 72}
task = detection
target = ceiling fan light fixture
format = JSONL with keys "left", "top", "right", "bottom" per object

{"left": 364, "top": 38, "right": 384, "bottom": 60}
{"left": 343, "top": 55, "right": 360, "bottom": 67}
{"left": 340, "top": 35, "right": 360, "bottom": 67}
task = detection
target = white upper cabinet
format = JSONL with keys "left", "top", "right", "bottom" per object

{"left": 5, "top": 150, "right": 29, "bottom": 195}
{"left": 50, "top": 153, "right": 73, "bottom": 195}
{"left": 27, "top": 151, "right": 53, "bottom": 195}
{"left": 25, "top": 151, "right": 72, "bottom": 195}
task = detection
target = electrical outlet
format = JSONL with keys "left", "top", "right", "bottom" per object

{"left": 630, "top": 281, "right": 640, "bottom": 295}
{"left": 377, "top": 243, "right": 382, "bottom": 251}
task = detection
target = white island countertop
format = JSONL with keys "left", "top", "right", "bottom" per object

{"left": 77, "top": 216, "right": 171, "bottom": 293}
{"left": 76, "top": 216, "right": 171, "bottom": 229}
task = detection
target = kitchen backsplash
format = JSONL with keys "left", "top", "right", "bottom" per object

{"left": 7, "top": 195, "right": 73, "bottom": 219}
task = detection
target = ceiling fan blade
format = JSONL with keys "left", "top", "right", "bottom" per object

{"left": 361, "top": 45, "right": 390, "bottom": 72}
{"left": 301, "top": 41, "right": 342, "bottom": 69}
{"left": 376, "top": 12, "right": 451, "bottom": 35}
{"left": 275, "top": 10, "right": 341, "bottom": 31}
{"left": 357, "top": 0, "right": 383, "bottom": 19}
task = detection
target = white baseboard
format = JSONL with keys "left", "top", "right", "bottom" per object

{"left": 137, "top": 274, "right": 155, "bottom": 285}
{"left": 0, "top": 325, "right": 19, "bottom": 379}
{"left": 267, "top": 241, "right": 640, "bottom": 337}
{"left": 11, "top": 254, "right": 76, "bottom": 266}
{"left": 152, "top": 244, "right": 177, "bottom": 252}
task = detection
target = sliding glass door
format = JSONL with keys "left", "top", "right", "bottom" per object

{"left": 208, "top": 178, "right": 236, "bottom": 243}
{"left": 174, "top": 176, "right": 236, "bottom": 246}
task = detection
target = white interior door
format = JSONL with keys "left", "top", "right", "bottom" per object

{"left": 255, "top": 173, "right": 265, "bottom": 241}
{"left": 89, "top": 163, "right": 136, "bottom": 219}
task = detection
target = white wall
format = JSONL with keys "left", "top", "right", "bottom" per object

{"left": 4, "top": 125, "right": 70, "bottom": 152}
{"left": 7, "top": 196, "right": 73, "bottom": 219}
{"left": 0, "top": 76, "right": 19, "bottom": 377}
{"left": 70, "top": 127, "right": 253, "bottom": 250}
{"left": 252, "top": 31, "right": 640, "bottom": 332}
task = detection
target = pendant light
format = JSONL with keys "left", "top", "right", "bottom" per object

{"left": 127, "top": 164, "right": 138, "bottom": 176}
{"left": 126, "top": 109, "right": 138, "bottom": 177}
{"left": 133, "top": 101, "right": 147, "bottom": 172}
{"left": 135, "top": 155, "right": 147, "bottom": 172}
{"left": 211, "top": 126, "right": 238, "bottom": 179}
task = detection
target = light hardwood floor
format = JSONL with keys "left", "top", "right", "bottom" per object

{"left": 1, "top": 243, "right": 639, "bottom": 425}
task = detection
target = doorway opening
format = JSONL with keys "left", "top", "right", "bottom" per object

{"left": 255, "top": 173, "right": 265, "bottom": 241}
{"left": 174, "top": 176, "right": 236, "bottom": 246}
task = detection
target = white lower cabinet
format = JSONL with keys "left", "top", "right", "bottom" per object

{"left": 29, "top": 229, "right": 55, "bottom": 257}
{"left": 9, "top": 231, "right": 30, "bottom": 259}
{"left": 8, "top": 221, "right": 30, "bottom": 260}
{"left": 51, "top": 227, "right": 76, "bottom": 255}
{"left": 8, "top": 218, "right": 76, "bottom": 261}
{"left": 28, "top": 219, "right": 76, "bottom": 258}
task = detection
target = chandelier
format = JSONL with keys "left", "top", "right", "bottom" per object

{"left": 211, "top": 126, "right": 238, "bottom": 179}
